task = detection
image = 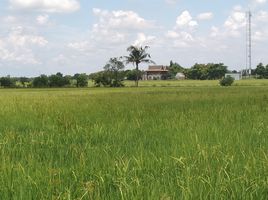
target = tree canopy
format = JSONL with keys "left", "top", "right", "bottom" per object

{"left": 124, "top": 45, "right": 154, "bottom": 86}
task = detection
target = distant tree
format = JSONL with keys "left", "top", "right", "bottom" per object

{"left": 125, "top": 69, "right": 142, "bottom": 81}
{"left": 20, "top": 77, "right": 30, "bottom": 87}
{"left": 0, "top": 76, "right": 15, "bottom": 88}
{"left": 76, "top": 73, "right": 88, "bottom": 87}
{"left": 220, "top": 76, "right": 234, "bottom": 86}
{"left": 207, "top": 63, "right": 228, "bottom": 80}
{"left": 104, "top": 57, "right": 125, "bottom": 87}
{"left": 124, "top": 45, "right": 154, "bottom": 87}
{"left": 91, "top": 71, "right": 111, "bottom": 87}
{"left": 73, "top": 73, "right": 80, "bottom": 80}
{"left": 255, "top": 63, "right": 266, "bottom": 79}
{"left": 265, "top": 65, "right": 268, "bottom": 78}
{"left": 185, "top": 63, "right": 208, "bottom": 80}
{"left": 168, "top": 61, "right": 184, "bottom": 79}
{"left": 48, "top": 72, "right": 70, "bottom": 87}
{"left": 32, "top": 75, "right": 49, "bottom": 88}
{"left": 185, "top": 63, "right": 228, "bottom": 80}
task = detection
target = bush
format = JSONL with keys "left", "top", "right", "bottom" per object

{"left": 220, "top": 76, "right": 234, "bottom": 86}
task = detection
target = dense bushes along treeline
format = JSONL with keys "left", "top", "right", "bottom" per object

{"left": 1, "top": 62, "right": 268, "bottom": 88}
{"left": 0, "top": 73, "right": 89, "bottom": 88}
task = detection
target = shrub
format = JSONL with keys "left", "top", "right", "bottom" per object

{"left": 220, "top": 76, "right": 234, "bottom": 86}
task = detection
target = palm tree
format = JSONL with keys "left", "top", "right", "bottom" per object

{"left": 124, "top": 45, "right": 155, "bottom": 87}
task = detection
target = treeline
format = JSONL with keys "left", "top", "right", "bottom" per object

{"left": 88, "top": 61, "right": 230, "bottom": 87}
{"left": 168, "top": 62, "right": 228, "bottom": 80}
{"left": 0, "top": 73, "right": 89, "bottom": 88}
{"left": 252, "top": 63, "right": 268, "bottom": 78}
{"left": 1, "top": 62, "right": 268, "bottom": 88}
{"left": 166, "top": 61, "right": 268, "bottom": 80}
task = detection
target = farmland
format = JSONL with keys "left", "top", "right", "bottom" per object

{"left": 0, "top": 81, "right": 268, "bottom": 199}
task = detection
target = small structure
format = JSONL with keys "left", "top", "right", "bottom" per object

{"left": 143, "top": 65, "right": 169, "bottom": 80}
{"left": 175, "top": 72, "right": 186, "bottom": 80}
{"left": 225, "top": 73, "right": 242, "bottom": 80}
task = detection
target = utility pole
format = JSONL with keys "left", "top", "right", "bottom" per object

{"left": 246, "top": 10, "right": 252, "bottom": 77}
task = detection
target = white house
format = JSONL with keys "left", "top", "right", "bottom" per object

{"left": 143, "top": 65, "right": 169, "bottom": 80}
{"left": 175, "top": 73, "right": 186, "bottom": 80}
{"left": 225, "top": 73, "right": 242, "bottom": 80}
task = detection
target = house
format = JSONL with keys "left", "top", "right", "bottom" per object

{"left": 225, "top": 73, "right": 242, "bottom": 80}
{"left": 143, "top": 65, "right": 169, "bottom": 80}
{"left": 175, "top": 72, "right": 186, "bottom": 80}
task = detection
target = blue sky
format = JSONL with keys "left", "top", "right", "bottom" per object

{"left": 0, "top": 0, "right": 268, "bottom": 76}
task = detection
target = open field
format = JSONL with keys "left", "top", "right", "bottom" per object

{"left": 0, "top": 83, "right": 268, "bottom": 199}
{"left": 87, "top": 79, "right": 268, "bottom": 87}
{"left": 123, "top": 79, "right": 268, "bottom": 87}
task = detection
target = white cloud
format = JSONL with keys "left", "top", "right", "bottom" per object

{"left": 176, "top": 10, "right": 198, "bottom": 28}
{"left": 224, "top": 9, "right": 246, "bottom": 37}
{"left": 68, "top": 41, "right": 93, "bottom": 52}
{"left": 166, "top": 30, "right": 195, "bottom": 47}
{"left": 36, "top": 14, "right": 49, "bottom": 25}
{"left": 0, "top": 26, "right": 48, "bottom": 64}
{"left": 255, "top": 0, "right": 267, "bottom": 4}
{"left": 210, "top": 26, "right": 220, "bottom": 37}
{"left": 89, "top": 8, "right": 155, "bottom": 45}
{"left": 166, "top": 30, "right": 179, "bottom": 39}
{"left": 256, "top": 10, "right": 268, "bottom": 21}
{"left": 165, "top": 0, "right": 177, "bottom": 4}
{"left": 9, "top": 0, "right": 80, "bottom": 13}
{"left": 197, "top": 12, "right": 213, "bottom": 20}
{"left": 165, "top": 10, "right": 198, "bottom": 48}
{"left": 133, "top": 33, "right": 156, "bottom": 46}
{"left": 7, "top": 26, "right": 48, "bottom": 46}
{"left": 3, "top": 16, "right": 17, "bottom": 23}
{"left": 92, "top": 8, "right": 154, "bottom": 30}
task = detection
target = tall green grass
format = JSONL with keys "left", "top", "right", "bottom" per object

{"left": 123, "top": 79, "right": 268, "bottom": 87}
{"left": 0, "top": 86, "right": 267, "bottom": 199}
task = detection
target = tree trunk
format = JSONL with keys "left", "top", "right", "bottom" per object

{"left": 135, "top": 63, "right": 139, "bottom": 87}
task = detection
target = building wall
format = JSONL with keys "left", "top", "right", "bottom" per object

{"left": 225, "top": 73, "right": 241, "bottom": 80}
{"left": 146, "top": 72, "right": 167, "bottom": 80}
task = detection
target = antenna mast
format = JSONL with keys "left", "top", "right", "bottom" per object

{"left": 246, "top": 10, "right": 252, "bottom": 77}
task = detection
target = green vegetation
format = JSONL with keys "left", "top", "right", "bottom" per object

{"left": 185, "top": 63, "right": 228, "bottom": 80}
{"left": 220, "top": 76, "right": 235, "bottom": 86}
{"left": 124, "top": 45, "right": 155, "bottom": 87}
{"left": 254, "top": 63, "right": 268, "bottom": 79}
{"left": 124, "top": 79, "right": 268, "bottom": 87}
{"left": 0, "top": 82, "right": 267, "bottom": 199}
{"left": 91, "top": 57, "right": 125, "bottom": 87}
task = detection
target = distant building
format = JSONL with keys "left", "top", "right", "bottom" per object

{"left": 175, "top": 72, "right": 186, "bottom": 80}
{"left": 225, "top": 73, "right": 242, "bottom": 80}
{"left": 143, "top": 65, "right": 169, "bottom": 80}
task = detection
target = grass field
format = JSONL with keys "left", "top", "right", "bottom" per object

{"left": 87, "top": 79, "right": 268, "bottom": 87}
{"left": 0, "top": 81, "right": 268, "bottom": 199}
{"left": 123, "top": 79, "right": 268, "bottom": 87}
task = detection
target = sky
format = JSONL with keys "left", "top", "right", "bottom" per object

{"left": 0, "top": 0, "right": 268, "bottom": 76}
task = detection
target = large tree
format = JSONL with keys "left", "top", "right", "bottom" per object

{"left": 255, "top": 63, "right": 266, "bottom": 79}
{"left": 124, "top": 45, "right": 154, "bottom": 87}
{"left": 104, "top": 57, "right": 125, "bottom": 87}
{"left": 92, "top": 57, "right": 125, "bottom": 87}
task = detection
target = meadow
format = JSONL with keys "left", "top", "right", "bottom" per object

{"left": 0, "top": 80, "right": 268, "bottom": 199}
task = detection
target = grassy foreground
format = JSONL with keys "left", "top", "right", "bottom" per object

{"left": 0, "top": 85, "right": 268, "bottom": 199}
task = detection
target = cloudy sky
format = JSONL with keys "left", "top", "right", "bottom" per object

{"left": 0, "top": 0, "right": 268, "bottom": 76}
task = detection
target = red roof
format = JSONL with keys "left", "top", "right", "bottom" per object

{"left": 146, "top": 65, "right": 169, "bottom": 72}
